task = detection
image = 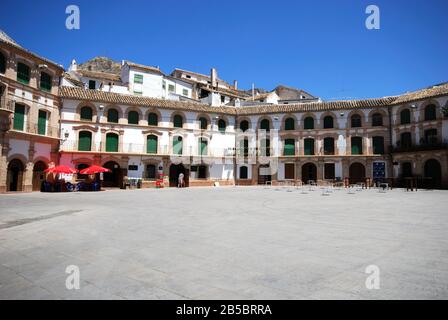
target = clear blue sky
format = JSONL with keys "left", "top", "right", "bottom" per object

{"left": 2, "top": 0, "right": 447, "bottom": 100}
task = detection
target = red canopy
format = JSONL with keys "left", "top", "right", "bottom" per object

{"left": 44, "top": 165, "right": 78, "bottom": 174}
{"left": 80, "top": 165, "right": 111, "bottom": 174}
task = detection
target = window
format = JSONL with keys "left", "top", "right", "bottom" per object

{"left": 37, "top": 110, "right": 47, "bottom": 135}
{"left": 134, "top": 74, "right": 143, "bottom": 84}
{"left": 424, "top": 104, "right": 436, "bottom": 121}
{"left": 88, "top": 80, "right": 96, "bottom": 90}
{"left": 146, "top": 164, "right": 156, "bottom": 180}
{"left": 13, "top": 103, "right": 25, "bottom": 131}
{"left": 324, "top": 163, "right": 335, "bottom": 180}
{"left": 168, "top": 84, "right": 175, "bottom": 92}
{"left": 240, "top": 120, "right": 249, "bottom": 132}
{"left": 107, "top": 109, "right": 119, "bottom": 123}
{"left": 323, "top": 116, "right": 334, "bottom": 129}
{"left": 218, "top": 119, "right": 226, "bottom": 132}
{"left": 323, "top": 137, "right": 334, "bottom": 155}
{"left": 80, "top": 106, "right": 93, "bottom": 121}
{"left": 285, "top": 117, "right": 295, "bottom": 130}
{"left": 372, "top": 113, "right": 383, "bottom": 126}
{"left": 304, "top": 138, "right": 314, "bottom": 155}
{"left": 128, "top": 111, "right": 139, "bottom": 124}
{"left": 40, "top": 72, "right": 52, "bottom": 92}
{"left": 240, "top": 138, "right": 249, "bottom": 157}
{"left": 260, "top": 119, "right": 270, "bottom": 131}
{"left": 424, "top": 129, "right": 438, "bottom": 144}
{"left": 372, "top": 136, "right": 385, "bottom": 154}
{"left": 221, "top": 95, "right": 225, "bottom": 103}
{"left": 400, "top": 132, "right": 412, "bottom": 148}
{"left": 260, "top": 139, "right": 270, "bottom": 156}
{"left": 351, "top": 137, "right": 363, "bottom": 155}
{"left": 173, "top": 136, "right": 183, "bottom": 155}
{"left": 146, "top": 135, "right": 158, "bottom": 154}
{"left": 199, "top": 117, "right": 208, "bottom": 130}
{"left": 78, "top": 131, "right": 92, "bottom": 151}
{"left": 351, "top": 114, "right": 362, "bottom": 128}
{"left": 0, "top": 52, "right": 5, "bottom": 74}
{"left": 199, "top": 138, "right": 208, "bottom": 155}
{"left": 17, "top": 62, "right": 30, "bottom": 84}
{"left": 145, "top": 113, "right": 157, "bottom": 126}
{"left": 304, "top": 117, "right": 314, "bottom": 130}
{"left": 182, "top": 89, "right": 188, "bottom": 96}
{"left": 400, "top": 109, "right": 411, "bottom": 124}
{"left": 239, "top": 166, "right": 248, "bottom": 179}
{"left": 105, "top": 133, "right": 119, "bottom": 152}
{"left": 285, "top": 163, "right": 295, "bottom": 180}
{"left": 173, "top": 115, "right": 183, "bottom": 128}
{"left": 284, "top": 139, "right": 295, "bottom": 156}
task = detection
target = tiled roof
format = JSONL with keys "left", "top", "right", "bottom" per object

{"left": 124, "top": 61, "right": 164, "bottom": 75}
{"left": 59, "top": 86, "right": 236, "bottom": 114}
{"left": 391, "top": 82, "right": 448, "bottom": 105}
{"left": 0, "top": 29, "right": 64, "bottom": 71}
{"left": 77, "top": 69, "right": 121, "bottom": 82}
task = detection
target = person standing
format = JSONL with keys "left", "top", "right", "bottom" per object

{"left": 178, "top": 172, "right": 184, "bottom": 188}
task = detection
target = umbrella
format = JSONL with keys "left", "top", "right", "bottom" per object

{"left": 80, "top": 165, "right": 111, "bottom": 174}
{"left": 44, "top": 165, "right": 78, "bottom": 174}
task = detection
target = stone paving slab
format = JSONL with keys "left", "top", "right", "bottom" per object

{"left": 1, "top": 186, "right": 448, "bottom": 299}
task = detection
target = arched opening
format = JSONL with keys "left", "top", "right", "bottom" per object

{"left": 424, "top": 104, "right": 437, "bottom": 121}
{"left": 372, "top": 113, "right": 383, "bottom": 126}
{"left": 80, "top": 106, "right": 93, "bottom": 121}
{"left": 260, "top": 119, "right": 270, "bottom": 131}
{"left": 148, "top": 112, "right": 158, "bottom": 126}
{"left": 7, "top": 159, "right": 24, "bottom": 191}
{"left": 173, "top": 114, "right": 183, "bottom": 128}
{"left": 199, "top": 117, "right": 208, "bottom": 130}
{"left": 349, "top": 162, "right": 366, "bottom": 184}
{"left": 304, "top": 117, "right": 314, "bottom": 130}
{"left": 128, "top": 110, "right": 139, "bottom": 124}
{"left": 351, "top": 114, "right": 362, "bottom": 128}
{"left": 218, "top": 119, "right": 226, "bottom": 132}
{"left": 400, "top": 109, "right": 411, "bottom": 124}
{"left": 32, "top": 161, "right": 47, "bottom": 191}
{"left": 239, "top": 166, "right": 248, "bottom": 179}
{"left": 103, "top": 161, "right": 122, "bottom": 187}
{"left": 169, "top": 163, "right": 189, "bottom": 187}
{"left": 107, "top": 108, "right": 119, "bottom": 123}
{"left": 301, "top": 163, "right": 317, "bottom": 184}
{"left": 285, "top": 117, "right": 295, "bottom": 130}
{"left": 239, "top": 120, "right": 249, "bottom": 132}
{"left": 323, "top": 116, "right": 334, "bottom": 129}
{"left": 424, "top": 159, "right": 442, "bottom": 189}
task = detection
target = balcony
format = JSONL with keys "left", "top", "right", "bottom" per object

{"left": 0, "top": 95, "right": 14, "bottom": 112}
{"left": 390, "top": 140, "right": 448, "bottom": 153}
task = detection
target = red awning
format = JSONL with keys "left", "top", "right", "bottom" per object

{"left": 80, "top": 165, "right": 111, "bottom": 174}
{"left": 44, "top": 165, "right": 78, "bottom": 174}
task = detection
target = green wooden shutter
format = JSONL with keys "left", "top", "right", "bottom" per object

{"left": 400, "top": 110, "right": 410, "bottom": 124}
{"left": 285, "top": 118, "right": 294, "bottom": 130}
{"left": 78, "top": 131, "right": 92, "bottom": 151}
{"left": 261, "top": 139, "right": 270, "bottom": 156}
{"left": 80, "top": 107, "right": 93, "bottom": 121}
{"left": 199, "top": 138, "right": 207, "bottom": 155}
{"left": 260, "top": 119, "right": 270, "bottom": 131}
{"left": 148, "top": 113, "right": 158, "bottom": 126}
{"left": 17, "top": 63, "right": 30, "bottom": 84}
{"left": 108, "top": 109, "right": 119, "bottom": 123}
{"left": 106, "top": 133, "right": 119, "bottom": 152}
{"left": 351, "top": 137, "right": 362, "bottom": 155}
{"left": 372, "top": 137, "right": 384, "bottom": 154}
{"left": 173, "top": 137, "right": 183, "bottom": 155}
{"left": 324, "top": 138, "right": 334, "bottom": 154}
{"left": 199, "top": 117, "right": 207, "bottom": 130}
{"left": 173, "top": 115, "right": 183, "bottom": 128}
{"left": 304, "top": 117, "right": 314, "bottom": 129}
{"left": 284, "top": 139, "right": 295, "bottom": 156}
{"left": 40, "top": 72, "right": 52, "bottom": 92}
{"left": 13, "top": 104, "right": 25, "bottom": 131}
{"left": 218, "top": 119, "right": 226, "bottom": 132}
{"left": 147, "top": 135, "right": 158, "bottom": 154}
{"left": 128, "top": 111, "right": 139, "bottom": 124}
{"left": 304, "top": 139, "right": 314, "bottom": 155}
{"left": 38, "top": 110, "right": 47, "bottom": 135}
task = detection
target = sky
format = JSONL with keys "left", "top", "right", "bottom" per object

{"left": 1, "top": 0, "right": 447, "bottom": 100}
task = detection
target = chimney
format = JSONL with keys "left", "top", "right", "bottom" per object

{"left": 69, "top": 59, "right": 77, "bottom": 71}
{"left": 233, "top": 80, "right": 238, "bottom": 90}
{"left": 210, "top": 68, "right": 218, "bottom": 88}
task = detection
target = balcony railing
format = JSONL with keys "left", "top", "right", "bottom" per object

{"left": 390, "top": 140, "right": 448, "bottom": 153}
{"left": 0, "top": 96, "right": 14, "bottom": 112}
{"left": 10, "top": 121, "right": 60, "bottom": 138}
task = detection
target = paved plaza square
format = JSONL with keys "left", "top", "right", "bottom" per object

{"left": 1, "top": 186, "right": 448, "bottom": 299}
